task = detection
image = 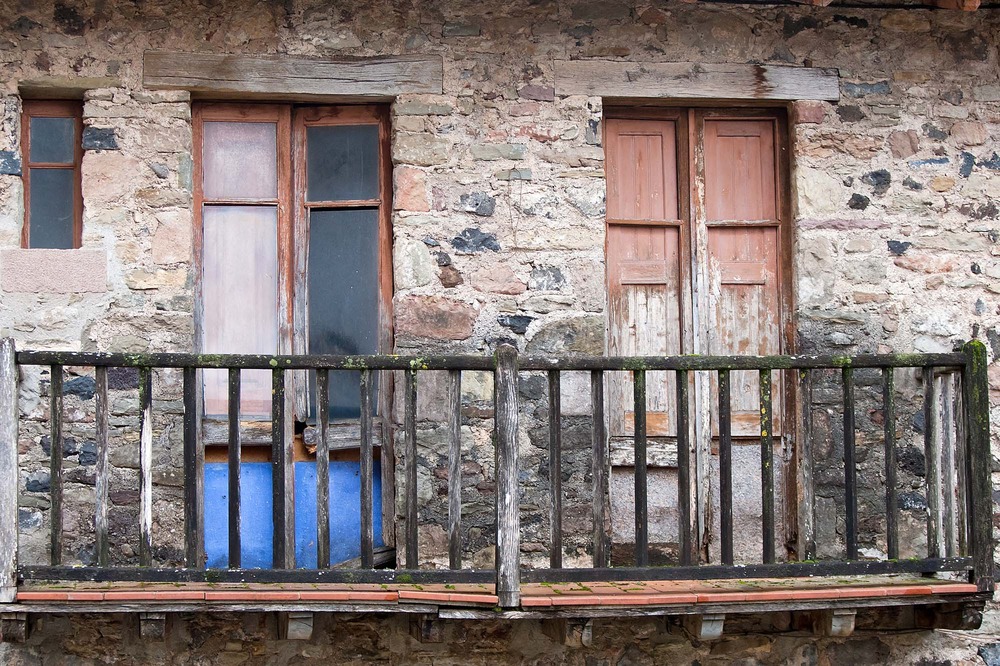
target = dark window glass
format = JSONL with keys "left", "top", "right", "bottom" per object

{"left": 28, "top": 168, "right": 75, "bottom": 249}
{"left": 29, "top": 117, "right": 75, "bottom": 164}
{"left": 306, "top": 125, "right": 379, "bottom": 202}
{"left": 308, "top": 208, "right": 379, "bottom": 419}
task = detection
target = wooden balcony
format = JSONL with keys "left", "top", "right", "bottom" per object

{"left": 0, "top": 338, "right": 992, "bottom": 641}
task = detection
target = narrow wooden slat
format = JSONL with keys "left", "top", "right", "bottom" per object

{"left": 138, "top": 367, "right": 153, "bottom": 567}
{"left": 94, "top": 367, "right": 110, "bottom": 568}
{"left": 883, "top": 367, "right": 898, "bottom": 561}
{"left": 591, "top": 370, "right": 608, "bottom": 569}
{"left": 404, "top": 369, "right": 418, "bottom": 570}
{"left": 316, "top": 369, "right": 330, "bottom": 569}
{"left": 446, "top": 369, "right": 461, "bottom": 570}
{"left": 633, "top": 370, "right": 648, "bottom": 567}
{"left": 271, "top": 368, "right": 290, "bottom": 569}
{"left": 718, "top": 369, "right": 733, "bottom": 566}
{"left": 759, "top": 369, "right": 774, "bottom": 565}
{"left": 548, "top": 370, "right": 563, "bottom": 570}
{"left": 494, "top": 345, "right": 521, "bottom": 607}
{"left": 360, "top": 369, "right": 375, "bottom": 569}
{"left": 924, "top": 367, "right": 941, "bottom": 559}
{"left": 182, "top": 366, "right": 203, "bottom": 569}
{"left": 798, "top": 369, "right": 816, "bottom": 562}
{"left": 677, "top": 370, "right": 692, "bottom": 566}
{"left": 48, "top": 365, "right": 63, "bottom": 566}
{"left": 941, "top": 374, "right": 957, "bottom": 558}
{"left": 227, "top": 368, "right": 241, "bottom": 569}
{"left": 0, "top": 339, "right": 19, "bottom": 602}
{"left": 962, "top": 341, "right": 993, "bottom": 591}
{"left": 954, "top": 374, "right": 968, "bottom": 556}
{"left": 843, "top": 367, "right": 857, "bottom": 560}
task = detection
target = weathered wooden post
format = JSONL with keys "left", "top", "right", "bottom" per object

{"left": 962, "top": 340, "right": 994, "bottom": 592}
{"left": 494, "top": 344, "right": 520, "bottom": 607}
{"left": 0, "top": 338, "right": 18, "bottom": 603}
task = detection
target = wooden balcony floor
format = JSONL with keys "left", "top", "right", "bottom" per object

{"left": 12, "top": 575, "right": 984, "bottom": 617}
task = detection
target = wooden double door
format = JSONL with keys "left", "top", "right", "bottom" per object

{"left": 605, "top": 108, "right": 793, "bottom": 562}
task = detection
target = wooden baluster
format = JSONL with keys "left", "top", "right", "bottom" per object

{"left": 95, "top": 367, "right": 110, "bottom": 567}
{"left": 447, "top": 369, "right": 462, "bottom": 570}
{"left": 718, "top": 369, "right": 733, "bottom": 566}
{"left": 633, "top": 370, "right": 648, "bottom": 567}
{"left": 227, "top": 368, "right": 242, "bottom": 569}
{"left": 495, "top": 345, "right": 520, "bottom": 607}
{"left": 759, "top": 369, "right": 774, "bottom": 565}
{"left": 49, "top": 364, "right": 63, "bottom": 566}
{"left": 138, "top": 367, "right": 153, "bottom": 567}
{"left": 404, "top": 368, "right": 418, "bottom": 569}
{"left": 843, "top": 367, "right": 857, "bottom": 560}
{"left": 677, "top": 370, "right": 692, "bottom": 566}
{"left": 883, "top": 367, "right": 898, "bottom": 560}
{"left": 591, "top": 370, "right": 608, "bottom": 569}
{"left": 316, "top": 369, "right": 330, "bottom": 569}
{"left": 360, "top": 368, "right": 375, "bottom": 569}
{"left": 924, "top": 367, "right": 941, "bottom": 559}
{"left": 548, "top": 370, "right": 563, "bottom": 570}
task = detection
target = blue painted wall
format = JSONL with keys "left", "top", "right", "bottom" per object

{"left": 204, "top": 461, "right": 383, "bottom": 569}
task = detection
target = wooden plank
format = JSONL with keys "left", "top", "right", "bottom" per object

{"left": 883, "top": 368, "right": 898, "bottom": 561}
{"left": 182, "top": 366, "right": 204, "bottom": 569}
{"left": 798, "top": 369, "right": 816, "bottom": 562}
{"left": 94, "top": 367, "right": 110, "bottom": 568}
{"left": 404, "top": 369, "right": 418, "bottom": 570}
{"left": 494, "top": 345, "right": 521, "bottom": 607}
{"left": 924, "top": 367, "right": 941, "bottom": 559}
{"left": 676, "top": 370, "right": 692, "bottom": 566}
{"left": 591, "top": 370, "right": 609, "bottom": 569}
{"left": 843, "top": 368, "right": 857, "bottom": 560}
{"left": 633, "top": 370, "right": 648, "bottom": 567}
{"left": 138, "top": 367, "right": 153, "bottom": 567}
{"left": 941, "top": 374, "right": 956, "bottom": 558}
{"left": 271, "top": 369, "right": 292, "bottom": 569}
{"left": 49, "top": 364, "right": 63, "bottom": 566}
{"left": 20, "top": 565, "right": 496, "bottom": 584}
{"left": 759, "top": 369, "right": 774, "bottom": 565}
{"left": 554, "top": 61, "right": 840, "bottom": 101}
{"left": 227, "top": 368, "right": 242, "bottom": 569}
{"left": 548, "top": 370, "right": 563, "bottom": 570}
{"left": 446, "top": 370, "right": 461, "bottom": 570}
{"left": 954, "top": 374, "right": 968, "bottom": 557}
{"left": 316, "top": 369, "right": 330, "bottom": 569}
{"left": 718, "top": 370, "right": 733, "bottom": 566}
{"left": 360, "top": 369, "right": 375, "bottom": 569}
{"left": 0, "top": 339, "right": 17, "bottom": 602}
{"left": 143, "top": 52, "right": 444, "bottom": 97}
{"left": 961, "top": 341, "right": 993, "bottom": 592}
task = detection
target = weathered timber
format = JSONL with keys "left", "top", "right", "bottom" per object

{"left": 883, "top": 368, "right": 898, "bottom": 560}
{"left": 759, "top": 369, "right": 774, "bottom": 565}
{"left": 182, "top": 367, "right": 204, "bottom": 569}
{"left": 591, "top": 370, "right": 609, "bottom": 569}
{"left": 718, "top": 370, "right": 733, "bottom": 566}
{"left": 139, "top": 612, "right": 166, "bottom": 641}
{"left": 633, "top": 370, "right": 648, "bottom": 567}
{"left": 815, "top": 608, "right": 856, "bottom": 637}
{"left": 360, "top": 369, "right": 375, "bottom": 569}
{"left": 677, "top": 370, "right": 692, "bottom": 566}
{"left": 683, "top": 613, "right": 725, "bottom": 641}
{"left": 227, "top": 368, "right": 242, "bottom": 569}
{"left": 143, "top": 52, "right": 444, "bottom": 97}
{"left": 962, "top": 341, "right": 994, "bottom": 592}
{"left": 316, "top": 369, "right": 330, "bottom": 569}
{"left": 941, "top": 375, "right": 956, "bottom": 557}
{"left": 95, "top": 367, "right": 110, "bottom": 568}
{"left": 0, "top": 340, "right": 17, "bottom": 602}
{"left": 272, "top": 369, "right": 293, "bottom": 569}
{"left": 0, "top": 612, "right": 29, "bottom": 642}
{"left": 49, "top": 364, "right": 63, "bottom": 566}
{"left": 409, "top": 615, "right": 443, "bottom": 644}
{"left": 19, "top": 566, "right": 496, "bottom": 584}
{"left": 843, "top": 367, "right": 857, "bottom": 560}
{"left": 548, "top": 370, "right": 563, "bottom": 570}
{"left": 554, "top": 61, "right": 840, "bottom": 101}
{"left": 495, "top": 345, "right": 521, "bottom": 607}
{"left": 924, "top": 367, "right": 941, "bottom": 559}
{"left": 281, "top": 611, "right": 314, "bottom": 641}
{"left": 798, "top": 369, "right": 816, "bottom": 562}
{"left": 446, "top": 369, "right": 462, "bottom": 570}
{"left": 138, "top": 367, "right": 153, "bottom": 567}
{"left": 404, "top": 369, "right": 418, "bottom": 570}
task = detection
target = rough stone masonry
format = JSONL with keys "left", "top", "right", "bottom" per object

{"left": 0, "top": 0, "right": 998, "bottom": 662}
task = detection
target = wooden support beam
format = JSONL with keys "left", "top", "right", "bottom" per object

{"left": 0, "top": 612, "right": 28, "bottom": 643}
{"left": 280, "top": 612, "right": 315, "bottom": 641}
{"left": 138, "top": 612, "right": 166, "bottom": 641}
{"left": 494, "top": 345, "right": 521, "bottom": 607}
{"left": 915, "top": 601, "right": 984, "bottom": 630}
{"left": 815, "top": 608, "right": 856, "bottom": 637}
{"left": 0, "top": 339, "right": 17, "bottom": 603}
{"left": 541, "top": 619, "right": 593, "bottom": 647}
{"left": 683, "top": 613, "right": 726, "bottom": 641}
{"left": 409, "top": 615, "right": 443, "bottom": 643}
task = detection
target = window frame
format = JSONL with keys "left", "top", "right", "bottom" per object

{"left": 20, "top": 99, "right": 84, "bottom": 249}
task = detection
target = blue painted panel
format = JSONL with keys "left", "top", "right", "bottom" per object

{"left": 204, "top": 461, "right": 383, "bottom": 569}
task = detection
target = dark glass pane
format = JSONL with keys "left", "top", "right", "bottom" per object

{"left": 30, "top": 117, "right": 75, "bottom": 164}
{"left": 29, "top": 168, "right": 74, "bottom": 249}
{"left": 306, "top": 125, "right": 379, "bottom": 202}
{"left": 203, "top": 122, "right": 278, "bottom": 200}
{"left": 308, "top": 208, "right": 379, "bottom": 419}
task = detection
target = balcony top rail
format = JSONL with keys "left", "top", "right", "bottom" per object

{"left": 0, "top": 338, "right": 992, "bottom": 609}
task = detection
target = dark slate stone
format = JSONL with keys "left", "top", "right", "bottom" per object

{"left": 82, "top": 127, "right": 118, "bottom": 150}
{"left": 959, "top": 152, "right": 975, "bottom": 178}
{"left": 18, "top": 508, "right": 42, "bottom": 530}
{"left": 958, "top": 201, "right": 998, "bottom": 220}
{"left": 451, "top": 227, "right": 500, "bottom": 253}
{"left": 518, "top": 375, "right": 546, "bottom": 401}
{"left": 902, "top": 177, "right": 923, "bottom": 191}
{"left": 897, "top": 446, "right": 925, "bottom": 476}
{"left": 940, "top": 90, "right": 963, "bottom": 106}
{"left": 911, "top": 409, "right": 925, "bottom": 434}
{"left": 78, "top": 440, "right": 98, "bottom": 466}
{"left": 909, "top": 157, "right": 949, "bottom": 168}
{"left": 149, "top": 162, "right": 169, "bottom": 179}
{"left": 826, "top": 638, "right": 889, "bottom": 666}
{"left": 459, "top": 191, "right": 496, "bottom": 217}
{"left": 530, "top": 266, "right": 565, "bottom": 291}
{"left": 832, "top": 15, "right": 868, "bottom": 28}
{"left": 782, "top": 15, "right": 821, "bottom": 38}
{"left": 26, "top": 471, "right": 51, "bottom": 493}
{"left": 585, "top": 118, "right": 601, "bottom": 146}
{"left": 422, "top": 236, "right": 440, "bottom": 247}
{"left": 566, "top": 25, "right": 595, "bottom": 39}
{"left": 836, "top": 105, "right": 865, "bottom": 122}
{"left": 40, "top": 435, "right": 79, "bottom": 457}
{"left": 108, "top": 367, "right": 139, "bottom": 390}
{"left": 842, "top": 81, "right": 890, "bottom": 98}
{"left": 986, "top": 328, "right": 1000, "bottom": 359}
{"left": 498, "top": 315, "right": 534, "bottom": 335}
{"left": 887, "top": 240, "right": 911, "bottom": 256}
{"left": 54, "top": 2, "right": 85, "bottom": 35}
{"left": 976, "top": 299, "right": 987, "bottom": 315}
{"left": 442, "top": 23, "right": 481, "bottom": 37}
{"left": 861, "top": 169, "right": 891, "bottom": 196}
{"left": 10, "top": 16, "right": 42, "bottom": 35}
{"left": 847, "top": 193, "right": 870, "bottom": 210}
{"left": 0, "top": 150, "right": 22, "bottom": 176}
{"left": 922, "top": 123, "right": 948, "bottom": 140}
{"left": 972, "top": 263, "right": 982, "bottom": 275}
{"left": 434, "top": 251, "right": 452, "bottom": 266}
{"left": 943, "top": 31, "right": 989, "bottom": 62}
{"left": 979, "top": 153, "right": 1000, "bottom": 170}
{"left": 63, "top": 375, "right": 96, "bottom": 400}
{"left": 899, "top": 491, "right": 927, "bottom": 511}
{"left": 979, "top": 644, "right": 1000, "bottom": 666}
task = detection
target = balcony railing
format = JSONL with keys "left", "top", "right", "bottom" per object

{"left": 0, "top": 338, "right": 992, "bottom": 608}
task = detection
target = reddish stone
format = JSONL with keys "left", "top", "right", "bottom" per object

{"left": 394, "top": 166, "right": 430, "bottom": 212}
{"left": 518, "top": 85, "right": 555, "bottom": 102}
{"left": 793, "top": 100, "right": 826, "bottom": 125}
{"left": 887, "top": 130, "right": 919, "bottom": 159}
{"left": 894, "top": 253, "right": 958, "bottom": 274}
{"left": 471, "top": 265, "right": 526, "bottom": 295}
{"left": 439, "top": 265, "right": 464, "bottom": 288}
{"left": 517, "top": 125, "right": 560, "bottom": 143}
{"left": 509, "top": 102, "right": 541, "bottom": 117}
{"left": 950, "top": 121, "right": 988, "bottom": 146}
{"left": 395, "top": 295, "right": 478, "bottom": 340}
{"left": 639, "top": 7, "right": 668, "bottom": 24}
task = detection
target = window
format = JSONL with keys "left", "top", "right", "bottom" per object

{"left": 21, "top": 100, "right": 83, "bottom": 249}
{"left": 193, "top": 104, "right": 391, "bottom": 421}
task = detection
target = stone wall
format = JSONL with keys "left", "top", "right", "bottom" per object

{"left": 0, "top": 0, "right": 998, "bottom": 660}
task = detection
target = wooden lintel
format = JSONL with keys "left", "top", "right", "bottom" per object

{"left": 932, "top": 0, "right": 980, "bottom": 9}
{"left": 138, "top": 612, "right": 166, "bottom": 641}
{"left": 409, "top": 615, "right": 443, "bottom": 644}
{"left": 554, "top": 61, "right": 840, "bottom": 102}
{"left": 683, "top": 613, "right": 726, "bottom": 641}
{"left": 280, "top": 611, "right": 315, "bottom": 641}
{"left": 143, "top": 51, "right": 444, "bottom": 98}
{"left": 815, "top": 608, "right": 856, "bottom": 637}
{"left": 0, "top": 612, "right": 29, "bottom": 643}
